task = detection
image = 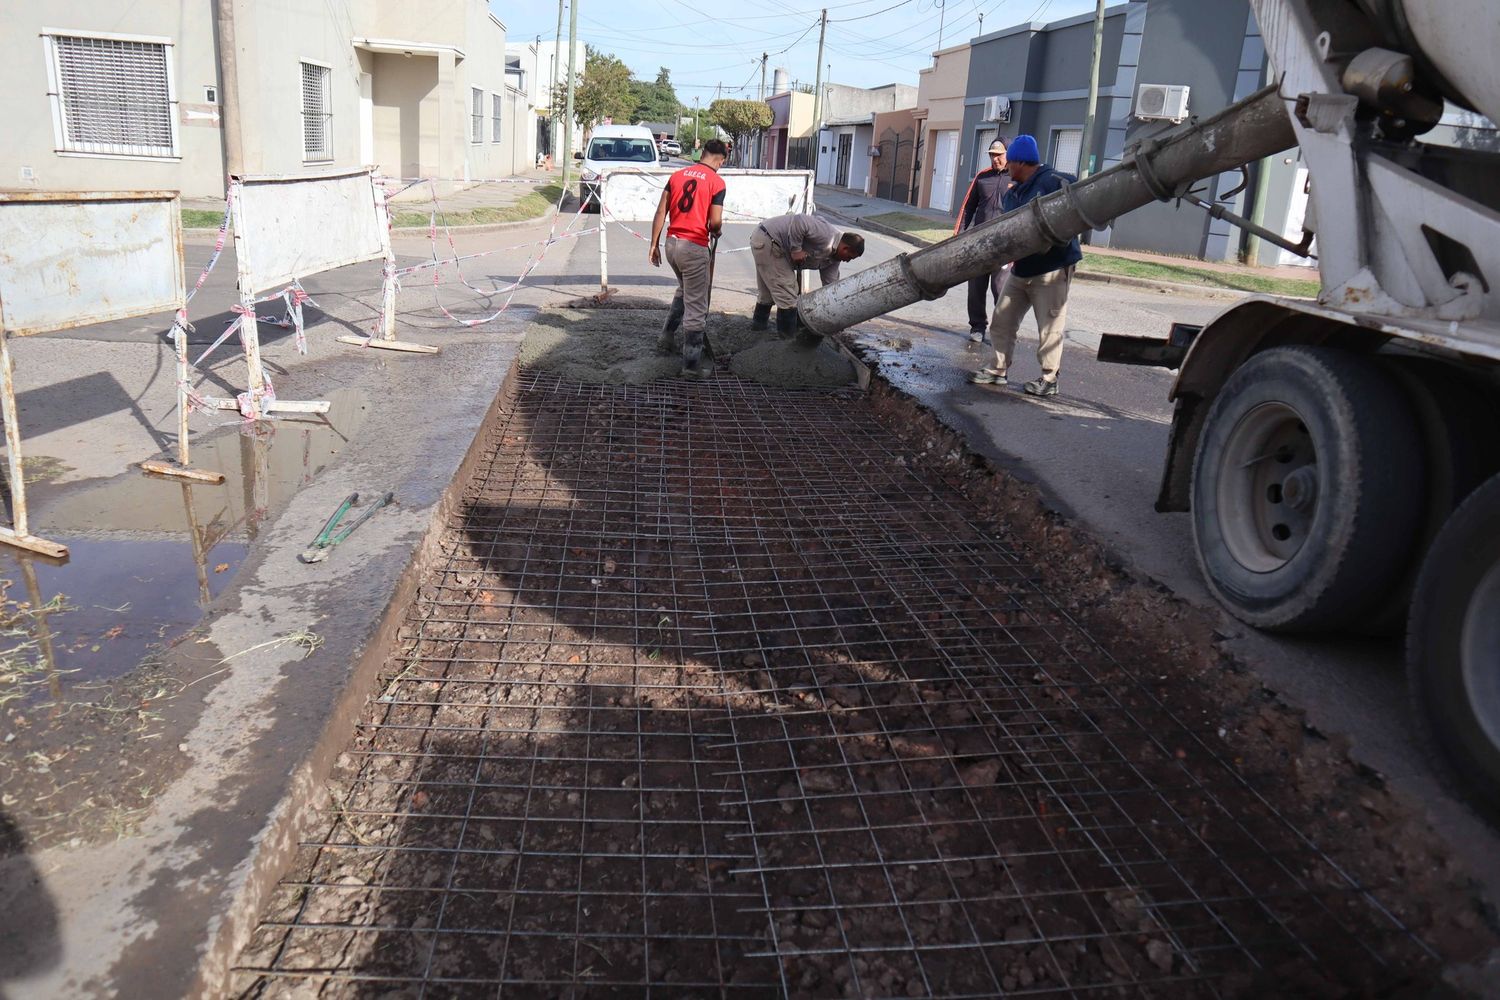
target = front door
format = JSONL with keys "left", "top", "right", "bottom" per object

{"left": 835, "top": 133, "right": 853, "bottom": 186}
{"left": 930, "top": 130, "right": 958, "bottom": 212}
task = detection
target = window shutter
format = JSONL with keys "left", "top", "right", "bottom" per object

{"left": 471, "top": 88, "right": 484, "bottom": 143}
{"left": 302, "top": 62, "right": 332, "bottom": 161}
{"left": 492, "top": 94, "right": 503, "bottom": 143}
{"left": 51, "top": 35, "right": 175, "bottom": 157}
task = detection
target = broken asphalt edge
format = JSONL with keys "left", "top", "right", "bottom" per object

{"left": 821, "top": 205, "right": 1266, "bottom": 303}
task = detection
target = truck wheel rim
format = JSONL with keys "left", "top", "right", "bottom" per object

{"left": 1216, "top": 401, "right": 1317, "bottom": 574}
{"left": 1460, "top": 562, "right": 1500, "bottom": 750}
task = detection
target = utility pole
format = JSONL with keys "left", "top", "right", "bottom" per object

{"left": 936, "top": 0, "right": 946, "bottom": 52}
{"left": 811, "top": 9, "right": 827, "bottom": 179}
{"left": 758, "top": 53, "right": 768, "bottom": 167}
{"left": 1077, "top": 0, "right": 1106, "bottom": 178}
{"left": 694, "top": 96, "right": 700, "bottom": 144}
{"left": 562, "top": 0, "right": 578, "bottom": 191}
{"left": 552, "top": 0, "right": 564, "bottom": 164}
{"left": 214, "top": 0, "right": 244, "bottom": 179}
{"left": 978, "top": 12, "right": 984, "bottom": 35}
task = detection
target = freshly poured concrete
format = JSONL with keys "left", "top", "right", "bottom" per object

{"left": 519, "top": 306, "right": 857, "bottom": 388}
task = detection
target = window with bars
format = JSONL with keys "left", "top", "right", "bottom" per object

{"left": 45, "top": 32, "right": 178, "bottom": 158}
{"left": 471, "top": 88, "right": 484, "bottom": 144}
{"left": 492, "top": 93, "right": 503, "bottom": 144}
{"left": 301, "top": 61, "right": 332, "bottom": 162}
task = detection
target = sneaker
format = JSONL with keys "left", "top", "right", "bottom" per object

{"left": 967, "top": 330, "right": 984, "bottom": 344}
{"left": 969, "top": 368, "right": 1007, "bottom": 385}
{"left": 1024, "top": 376, "right": 1058, "bottom": 397}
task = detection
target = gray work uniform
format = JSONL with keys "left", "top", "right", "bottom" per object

{"left": 750, "top": 213, "right": 842, "bottom": 308}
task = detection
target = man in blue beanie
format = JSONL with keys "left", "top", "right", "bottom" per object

{"left": 968, "top": 133, "right": 1081, "bottom": 397}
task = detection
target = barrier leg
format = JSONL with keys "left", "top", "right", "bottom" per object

{"left": 0, "top": 330, "right": 67, "bottom": 559}
{"left": 205, "top": 296, "right": 332, "bottom": 416}
{"left": 141, "top": 321, "right": 227, "bottom": 484}
{"left": 599, "top": 209, "right": 610, "bottom": 297}
{"left": 336, "top": 252, "right": 438, "bottom": 354}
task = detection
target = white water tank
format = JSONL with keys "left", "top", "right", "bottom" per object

{"left": 772, "top": 67, "right": 790, "bottom": 95}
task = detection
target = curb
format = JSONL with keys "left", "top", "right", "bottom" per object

{"left": 821, "top": 205, "right": 1290, "bottom": 302}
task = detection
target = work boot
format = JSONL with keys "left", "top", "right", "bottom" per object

{"left": 751, "top": 302, "right": 772, "bottom": 331}
{"left": 657, "top": 298, "right": 685, "bottom": 354}
{"left": 681, "top": 326, "right": 707, "bottom": 372}
{"left": 775, "top": 307, "right": 799, "bottom": 339}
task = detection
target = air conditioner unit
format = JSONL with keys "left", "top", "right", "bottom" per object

{"left": 1135, "top": 84, "right": 1190, "bottom": 122}
{"left": 982, "top": 95, "right": 1012, "bottom": 123}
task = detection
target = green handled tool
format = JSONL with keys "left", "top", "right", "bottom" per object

{"left": 299, "top": 491, "right": 395, "bottom": 563}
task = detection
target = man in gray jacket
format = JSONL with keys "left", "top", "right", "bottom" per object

{"left": 749, "top": 213, "right": 865, "bottom": 337}
{"left": 955, "top": 138, "right": 1011, "bottom": 344}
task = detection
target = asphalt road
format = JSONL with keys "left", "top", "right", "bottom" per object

{"left": 517, "top": 210, "right": 1500, "bottom": 903}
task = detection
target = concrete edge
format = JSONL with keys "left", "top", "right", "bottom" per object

{"left": 189, "top": 368, "right": 515, "bottom": 998}
{"left": 183, "top": 213, "right": 556, "bottom": 239}
{"left": 823, "top": 205, "right": 1309, "bottom": 303}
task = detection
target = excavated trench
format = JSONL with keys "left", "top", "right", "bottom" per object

{"left": 229, "top": 341, "right": 1493, "bottom": 998}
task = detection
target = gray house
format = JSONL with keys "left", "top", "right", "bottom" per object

{"left": 957, "top": 0, "right": 1307, "bottom": 264}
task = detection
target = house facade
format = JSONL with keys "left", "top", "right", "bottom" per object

{"left": 954, "top": 0, "right": 1306, "bottom": 262}
{"left": 912, "top": 42, "right": 972, "bottom": 214}
{"left": 814, "top": 83, "right": 918, "bottom": 191}
{"left": 763, "top": 90, "right": 815, "bottom": 170}
{"left": 1, "top": 0, "right": 522, "bottom": 198}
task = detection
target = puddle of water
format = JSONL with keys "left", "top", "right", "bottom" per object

{"left": 1, "top": 389, "right": 368, "bottom": 698}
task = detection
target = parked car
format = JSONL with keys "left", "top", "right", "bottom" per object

{"left": 576, "top": 125, "right": 659, "bottom": 212}
{"left": 660, "top": 139, "right": 682, "bottom": 157}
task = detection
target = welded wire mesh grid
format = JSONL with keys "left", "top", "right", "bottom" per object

{"left": 233, "top": 368, "right": 1434, "bottom": 998}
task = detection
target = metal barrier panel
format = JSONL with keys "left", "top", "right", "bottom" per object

{"left": 0, "top": 192, "right": 184, "bottom": 336}
{"left": 231, "top": 168, "right": 388, "bottom": 294}
{"left": 602, "top": 169, "right": 815, "bottom": 223}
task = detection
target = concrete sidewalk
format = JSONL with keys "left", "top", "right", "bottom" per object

{"left": 814, "top": 184, "right": 1316, "bottom": 288}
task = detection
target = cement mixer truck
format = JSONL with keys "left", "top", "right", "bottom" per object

{"left": 797, "top": 0, "right": 1500, "bottom": 819}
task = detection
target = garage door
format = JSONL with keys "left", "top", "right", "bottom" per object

{"left": 1051, "top": 128, "right": 1083, "bottom": 176}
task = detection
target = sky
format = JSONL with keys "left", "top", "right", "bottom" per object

{"left": 493, "top": 0, "right": 1101, "bottom": 98}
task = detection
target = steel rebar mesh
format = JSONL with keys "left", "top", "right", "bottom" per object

{"left": 232, "top": 368, "right": 1432, "bottom": 998}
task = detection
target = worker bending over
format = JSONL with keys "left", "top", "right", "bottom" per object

{"left": 749, "top": 213, "right": 865, "bottom": 337}
{"left": 650, "top": 139, "right": 728, "bottom": 378}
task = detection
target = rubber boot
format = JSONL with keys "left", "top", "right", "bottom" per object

{"left": 751, "top": 302, "right": 772, "bottom": 331}
{"left": 657, "top": 297, "right": 684, "bottom": 355}
{"left": 775, "top": 306, "right": 798, "bottom": 340}
{"left": 680, "top": 327, "right": 711, "bottom": 378}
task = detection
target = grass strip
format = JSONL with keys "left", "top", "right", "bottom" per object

{"left": 391, "top": 184, "right": 565, "bottom": 228}
{"left": 863, "top": 210, "right": 1320, "bottom": 298}
{"left": 181, "top": 183, "right": 567, "bottom": 231}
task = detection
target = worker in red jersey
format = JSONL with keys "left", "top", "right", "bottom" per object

{"left": 649, "top": 139, "right": 728, "bottom": 378}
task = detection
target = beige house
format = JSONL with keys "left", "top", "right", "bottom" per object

{"left": 912, "top": 42, "right": 971, "bottom": 215}
{"left": 763, "top": 90, "right": 816, "bottom": 170}
{"left": 0, "top": 0, "right": 520, "bottom": 199}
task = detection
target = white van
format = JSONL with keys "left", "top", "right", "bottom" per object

{"left": 576, "top": 124, "right": 661, "bottom": 211}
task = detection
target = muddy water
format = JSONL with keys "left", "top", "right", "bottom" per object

{"left": 3, "top": 389, "right": 368, "bottom": 697}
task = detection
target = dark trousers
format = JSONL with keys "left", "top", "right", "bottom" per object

{"left": 967, "top": 270, "right": 1003, "bottom": 335}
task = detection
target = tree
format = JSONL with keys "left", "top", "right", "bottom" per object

{"left": 551, "top": 46, "right": 638, "bottom": 133}
{"left": 708, "top": 99, "right": 773, "bottom": 165}
{"left": 631, "top": 67, "right": 682, "bottom": 128}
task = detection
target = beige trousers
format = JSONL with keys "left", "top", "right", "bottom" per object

{"left": 665, "top": 237, "right": 712, "bottom": 333}
{"left": 750, "top": 231, "right": 800, "bottom": 308}
{"left": 987, "top": 264, "right": 1075, "bottom": 380}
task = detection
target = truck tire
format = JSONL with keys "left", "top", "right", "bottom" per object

{"left": 1407, "top": 471, "right": 1500, "bottom": 823}
{"left": 1190, "top": 345, "right": 1425, "bottom": 632}
{"left": 1361, "top": 360, "right": 1500, "bottom": 633}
